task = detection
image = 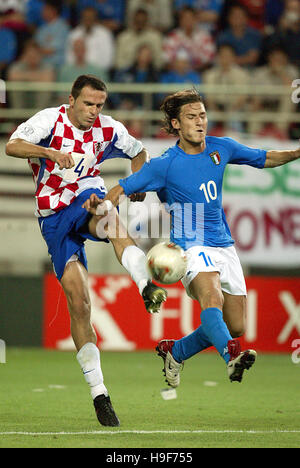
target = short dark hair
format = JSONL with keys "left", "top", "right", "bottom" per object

{"left": 71, "top": 75, "right": 107, "bottom": 100}
{"left": 160, "top": 89, "right": 204, "bottom": 136}
{"left": 45, "top": 0, "right": 62, "bottom": 15}
{"left": 267, "top": 45, "right": 287, "bottom": 58}
{"left": 228, "top": 3, "right": 249, "bottom": 17}
{"left": 134, "top": 8, "right": 148, "bottom": 17}
{"left": 217, "top": 42, "right": 236, "bottom": 54}
{"left": 179, "top": 6, "right": 196, "bottom": 15}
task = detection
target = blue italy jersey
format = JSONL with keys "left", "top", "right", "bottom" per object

{"left": 119, "top": 137, "right": 267, "bottom": 250}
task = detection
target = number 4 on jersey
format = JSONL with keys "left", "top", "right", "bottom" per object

{"left": 74, "top": 157, "right": 85, "bottom": 178}
{"left": 64, "top": 152, "right": 94, "bottom": 183}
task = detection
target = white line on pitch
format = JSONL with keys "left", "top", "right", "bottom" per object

{"left": 1, "top": 430, "right": 300, "bottom": 436}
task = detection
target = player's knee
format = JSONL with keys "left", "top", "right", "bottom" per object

{"left": 68, "top": 293, "right": 91, "bottom": 322}
{"left": 92, "top": 209, "right": 122, "bottom": 241}
{"left": 229, "top": 317, "right": 246, "bottom": 337}
{"left": 97, "top": 209, "right": 117, "bottom": 239}
{"left": 63, "top": 283, "right": 91, "bottom": 322}
{"left": 197, "top": 288, "right": 224, "bottom": 311}
{"left": 229, "top": 326, "right": 245, "bottom": 338}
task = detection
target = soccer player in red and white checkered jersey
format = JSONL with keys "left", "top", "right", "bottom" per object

{"left": 5, "top": 74, "right": 167, "bottom": 427}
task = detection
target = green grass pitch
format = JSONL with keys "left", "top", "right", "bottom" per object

{"left": 0, "top": 348, "right": 299, "bottom": 448}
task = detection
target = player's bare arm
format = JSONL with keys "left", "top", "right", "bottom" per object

{"left": 83, "top": 148, "right": 148, "bottom": 213}
{"left": 5, "top": 138, "right": 75, "bottom": 170}
{"left": 129, "top": 148, "right": 148, "bottom": 202}
{"left": 131, "top": 148, "right": 149, "bottom": 172}
{"left": 83, "top": 184, "right": 125, "bottom": 216}
{"left": 264, "top": 146, "right": 300, "bottom": 168}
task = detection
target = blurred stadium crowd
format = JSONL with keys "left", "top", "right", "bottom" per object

{"left": 0, "top": 0, "right": 299, "bottom": 139}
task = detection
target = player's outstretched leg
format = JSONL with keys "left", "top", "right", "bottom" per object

{"left": 227, "top": 339, "right": 257, "bottom": 383}
{"left": 121, "top": 245, "right": 167, "bottom": 314}
{"left": 156, "top": 340, "right": 184, "bottom": 388}
{"left": 90, "top": 209, "right": 168, "bottom": 315}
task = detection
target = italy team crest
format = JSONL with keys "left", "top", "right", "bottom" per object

{"left": 210, "top": 151, "right": 221, "bottom": 165}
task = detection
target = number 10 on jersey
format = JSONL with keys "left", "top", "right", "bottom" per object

{"left": 199, "top": 180, "right": 217, "bottom": 203}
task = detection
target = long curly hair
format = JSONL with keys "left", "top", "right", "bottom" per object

{"left": 160, "top": 89, "right": 204, "bottom": 136}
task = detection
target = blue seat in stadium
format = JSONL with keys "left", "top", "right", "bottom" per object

{"left": 0, "top": 28, "right": 17, "bottom": 64}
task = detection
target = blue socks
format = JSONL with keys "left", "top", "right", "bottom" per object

{"left": 172, "top": 325, "right": 212, "bottom": 362}
{"left": 200, "top": 308, "right": 232, "bottom": 363}
{"left": 172, "top": 307, "right": 232, "bottom": 364}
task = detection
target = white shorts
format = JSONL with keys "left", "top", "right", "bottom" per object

{"left": 181, "top": 245, "right": 247, "bottom": 298}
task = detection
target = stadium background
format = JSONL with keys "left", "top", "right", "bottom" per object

{"left": 0, "top": 0, "right": 299, "bottom": 351}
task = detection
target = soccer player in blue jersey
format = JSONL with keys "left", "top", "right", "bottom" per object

{"left": 83, "top": 88, "right": 300, "bottom": 386}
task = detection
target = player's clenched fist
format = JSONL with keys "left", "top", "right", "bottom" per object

{"left": 48, "top": 149, "right": 75, "bottom": 170}
{"left": 82, "top": 193, "right": 103, "bottom": 216}
{"left": 129, "top": 192, "right": 146, "bottom": 202}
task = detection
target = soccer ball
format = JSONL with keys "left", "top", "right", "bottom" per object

{"left": 147, "top": 242, "right": 187, "bottom": 284}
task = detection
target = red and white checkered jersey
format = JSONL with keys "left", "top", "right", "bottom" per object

{"left": 163, "top": 28, "right": 216, "bottom": 69}
{"left": 10, "top": 105, "right": 143, "bottom": 217}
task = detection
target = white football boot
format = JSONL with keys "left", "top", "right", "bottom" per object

{"left": 156, "top": 340, "right": 184, "bottom": 388}
{"left": 227, "top": 339, "right": 257, "bottom": 382}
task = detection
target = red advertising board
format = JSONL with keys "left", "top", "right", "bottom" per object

{"left": 43, "top": 274, "right": 300, "bottom": 353}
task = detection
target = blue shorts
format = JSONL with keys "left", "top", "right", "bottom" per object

{"left": 38, "top": 189, "right": 108, "bottom": 281}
